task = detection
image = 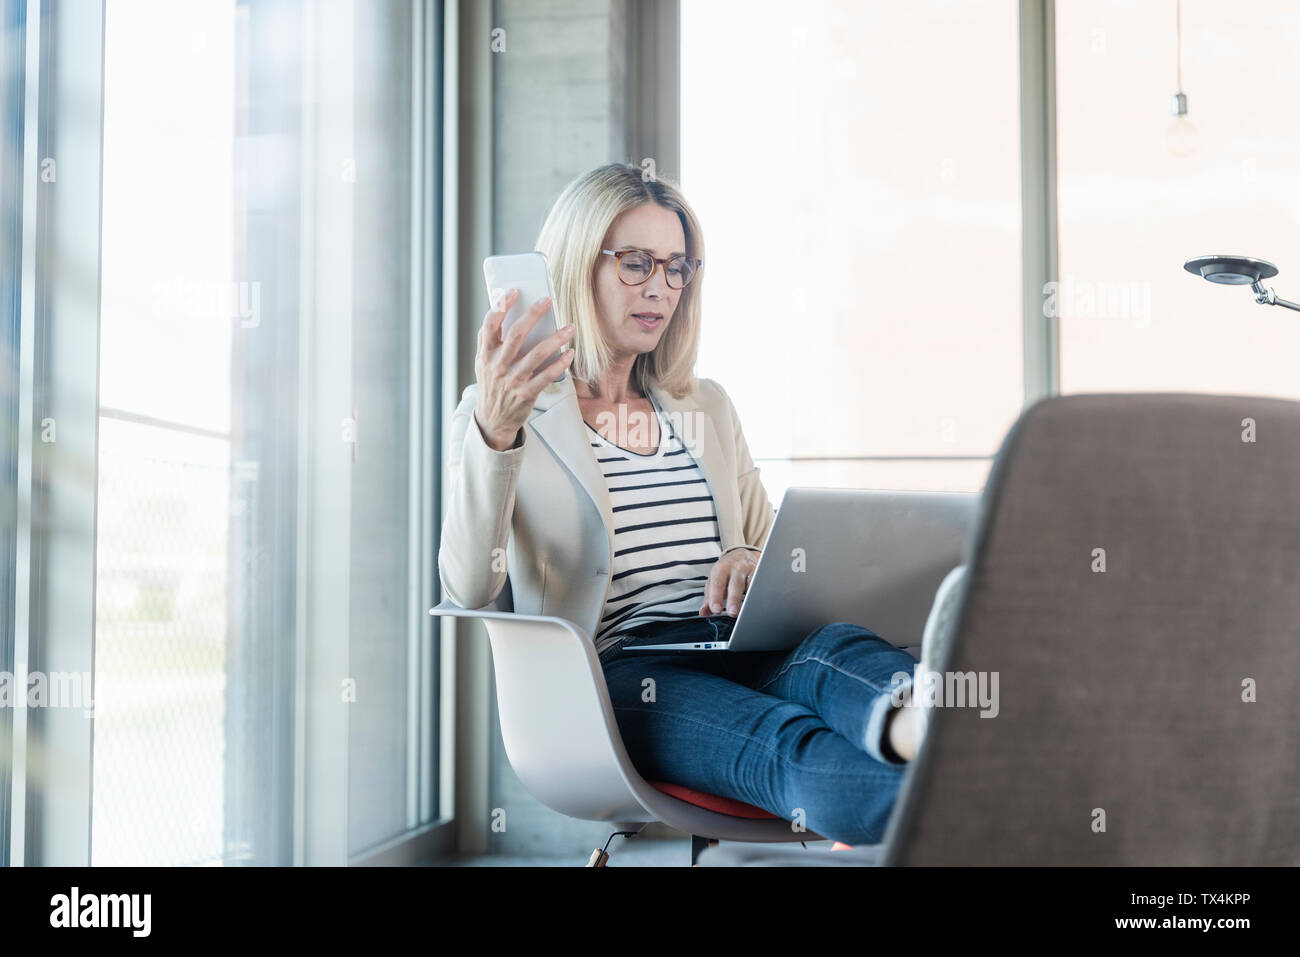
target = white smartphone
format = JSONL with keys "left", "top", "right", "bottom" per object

{"left": 482, "top": 251, "right": 568, "bottom": 383}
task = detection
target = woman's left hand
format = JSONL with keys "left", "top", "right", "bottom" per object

{"left": 699, "top": 547, "right": 761, "bottom": 617}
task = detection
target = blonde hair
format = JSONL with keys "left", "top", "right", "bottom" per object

{"left": 534, "top": 163, "right": 705, "bottom": 401}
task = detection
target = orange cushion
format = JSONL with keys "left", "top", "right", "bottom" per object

{"left": 647, "top": 780, "right": 780, "bottom": 820}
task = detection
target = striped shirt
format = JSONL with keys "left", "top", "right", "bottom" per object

{"left": 587, "top": 393, "right": 722, "bottom": 658}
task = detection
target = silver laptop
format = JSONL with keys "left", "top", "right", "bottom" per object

{"left": 620, "top": 487, "right": 978, "bottom": 653}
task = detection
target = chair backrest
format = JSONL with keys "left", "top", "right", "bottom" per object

{"left": 883, "top": 393, "right": 1300, "bottom": 865}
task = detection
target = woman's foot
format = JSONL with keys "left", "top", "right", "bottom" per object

{"left": 884, "top": 703, "right": 924, "bottom": 762}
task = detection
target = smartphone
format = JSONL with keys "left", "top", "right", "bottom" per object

{"left": 482, "top": 251, "right": 568, "bottom": 383}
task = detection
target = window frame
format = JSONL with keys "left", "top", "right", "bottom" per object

{"left": 7, "top": 0, "right": 104, "bottom": 867}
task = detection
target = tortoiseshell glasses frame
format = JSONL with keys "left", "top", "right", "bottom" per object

{"left": 599, "top": 248, "right": 703, "bottom": 289}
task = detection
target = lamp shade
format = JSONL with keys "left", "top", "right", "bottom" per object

{"left": 1182, "top": 255, "right": 1279, "bottom": 285}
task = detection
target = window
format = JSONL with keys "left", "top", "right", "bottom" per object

{"left": 90, "top": 0, "right": 442, "bottom": 865}
{"left": 681, "top": 0, "right": 1024, "bottom": 499}
{"left": 1055, "top": 0, "right": 1300, "bottom": 398}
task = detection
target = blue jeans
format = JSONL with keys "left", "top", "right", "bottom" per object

{"left": 598, "top": 616, "right": 919, "bottom": 845}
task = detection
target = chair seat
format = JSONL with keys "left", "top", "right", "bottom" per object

{"left": 647, "top": 781, "right": 780, "bottom": 819}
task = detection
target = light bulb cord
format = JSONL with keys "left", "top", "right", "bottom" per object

{"left": 1175, "top": 0, "right": 1183, "bottom": 90}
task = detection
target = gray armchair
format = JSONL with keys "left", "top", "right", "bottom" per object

{"left": 700, "top": 392, "right": 1300, "bottom": 865}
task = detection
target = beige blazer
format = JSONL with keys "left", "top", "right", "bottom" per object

{"left": 438, "top": 371, "right": 777, "bottom": 641}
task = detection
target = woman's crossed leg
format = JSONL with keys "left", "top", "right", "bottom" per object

{"left": 600, "top": 622, "right": 917, "bottom": 846}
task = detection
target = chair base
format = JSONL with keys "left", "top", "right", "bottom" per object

{"left": 691, "top": 834, "right": 720, "bottom": 865}
{"left": 585, "top": 828, "right": 757, "bottom": 866}
{"left": 586, "top": 826, "right": 645, "bottom": 866}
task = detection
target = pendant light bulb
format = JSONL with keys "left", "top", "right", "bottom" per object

{"left": 1166, "top": 90, "right": 1198, "bottom": 157}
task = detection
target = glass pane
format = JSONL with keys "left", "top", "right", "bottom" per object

{"left": 96, "top": 0, "right": 237, "bottom": 868}
{"left": 1055, "top": 0, "right": 1300, "bottom": 398}
{"left": 93, "top": 420, "right": 231, "bottom": 864}
{"left": 681, "top": 0, "right": 1023, "bottom": 500}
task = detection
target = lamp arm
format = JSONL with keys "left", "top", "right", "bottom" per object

{"left": 1249, "top": 282, "right": 1300, "bottom": 313}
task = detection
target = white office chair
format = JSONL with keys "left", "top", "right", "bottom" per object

{"left": 431, "top": 581, "right": 825, "bottom": 865}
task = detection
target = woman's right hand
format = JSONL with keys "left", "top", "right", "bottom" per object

{"left": 473, "top": 287, "right": 576, "bottom": 451}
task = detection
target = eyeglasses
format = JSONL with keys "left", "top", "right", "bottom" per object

{"left": 600, "top": 248, "right": 702, "bottom": 289}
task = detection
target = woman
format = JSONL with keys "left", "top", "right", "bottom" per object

{"left": 439, "top": 163, "right": 933, "bottom": 845}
